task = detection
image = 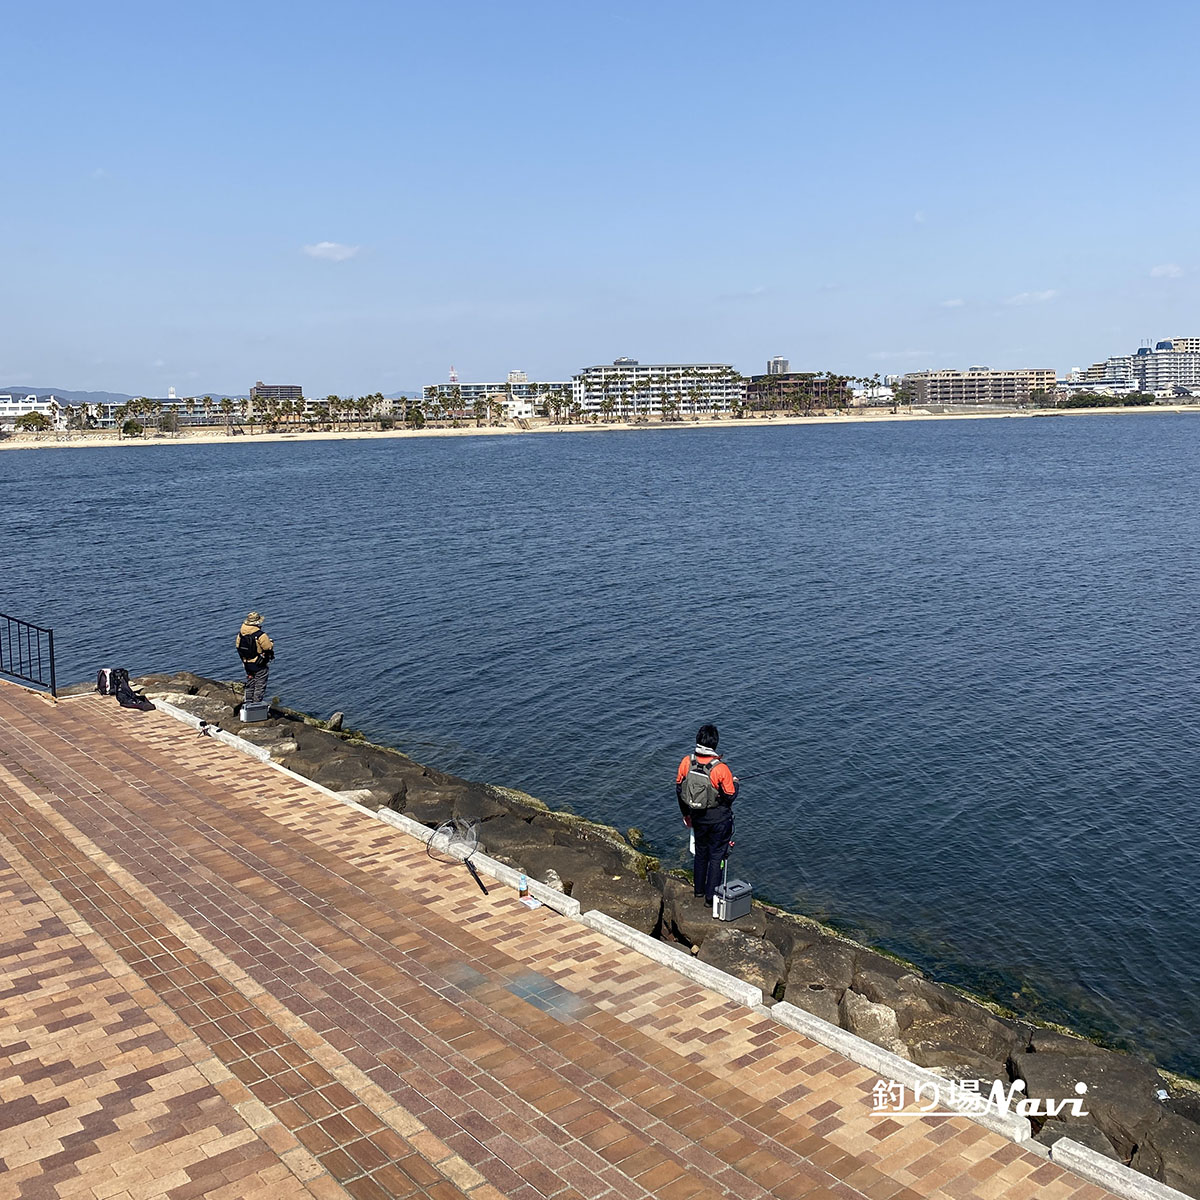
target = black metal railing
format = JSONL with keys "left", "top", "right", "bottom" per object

{"left": 0, "top": 612, "right": 57, "bottom": 697}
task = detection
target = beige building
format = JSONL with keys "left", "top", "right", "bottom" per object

{"left": 901, "top": 367, "right": 1056, "bottom": 406}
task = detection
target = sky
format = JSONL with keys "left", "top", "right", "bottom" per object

{"left": 4, "top": 0, "right": 1199, "bottom": 396}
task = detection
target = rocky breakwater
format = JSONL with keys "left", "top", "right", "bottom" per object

{"left": 115, "top": 673, "right": 1199, "bottom": 1197}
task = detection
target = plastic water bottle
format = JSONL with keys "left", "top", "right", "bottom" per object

{"left": 518, "top": 873, "right": 529, "bottom": 897}
{"left": 689, "top": 832, "right": 695, "bottom": 855}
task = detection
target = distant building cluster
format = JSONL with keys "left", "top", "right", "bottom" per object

{"left": 1068, "top": 339, "right": 1200, "bottom": 397}
{"left": 12, "top": 339, "right": 1200, "bottom": 435}
{"left": 419, "top": 359, "right": 747, "bottom": 420}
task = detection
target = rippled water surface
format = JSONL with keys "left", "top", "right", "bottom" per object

{"left": 5, "top": 417, "right": 1200, "bottom": 1074}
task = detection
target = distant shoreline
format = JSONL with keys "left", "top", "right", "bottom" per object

{"left": 3, "top": 403, "right": 1197, "bottom": 451}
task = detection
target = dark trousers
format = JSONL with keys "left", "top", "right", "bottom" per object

{"left": 245, "top": 667, "right": 269, "bottom": 704}
{"left": 693, "top": 810, "right": 733, "bottom": 903}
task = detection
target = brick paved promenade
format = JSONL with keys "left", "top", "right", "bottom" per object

{"left": 0, "top": 682, "right": 1121, "bottom": 1200}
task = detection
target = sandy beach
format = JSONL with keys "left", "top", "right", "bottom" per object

{"left": 2, "top": 403, "right": 1197, "bottom": 451}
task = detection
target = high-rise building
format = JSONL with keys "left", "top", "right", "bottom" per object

{"left": 571, "top": 360, "right": 744, "bottom": 417}
{"left": 1077, "top": 339, "right": 1200, "bottom": 394}
{"left": 767, "top": 356, "right": 789, "bottom": 375}
{"left": 900, "top": 367, "right": 1056, "bottom": 406}
{"left": 1133, "top": 344, "right": 1200, "bottom": 392}
{"left": 250, "top": 381, "right": 303, "bottom": 406}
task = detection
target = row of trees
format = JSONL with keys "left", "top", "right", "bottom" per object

{"left": 106, "top": 393, "right": 396, "bottom": 438}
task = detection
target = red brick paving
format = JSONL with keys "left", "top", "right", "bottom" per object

{"left": 0, "top": 682, "right": 1123, "bottom": 1200}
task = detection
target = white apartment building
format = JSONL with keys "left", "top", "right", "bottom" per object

{"left": 0, "top": 394, "right": 64, "bottom": 428}
{"left": 900, "top": 367, "right": 1056, "bottom": 406}
{"left": 572, "top": 359, "right": 744, "bottom": 417}
{"left": 1133, "top": 343, "right": 1200, "bottom": 393}
{"left": 423, "top": 372, "right": 570, "bottom": 420}
{"left": 1079, "top": 339, "right": 1200, "bottom": 394}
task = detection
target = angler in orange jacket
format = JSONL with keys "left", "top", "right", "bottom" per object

{"left": 676, "top": 723, "right": 738, "bottom": 904}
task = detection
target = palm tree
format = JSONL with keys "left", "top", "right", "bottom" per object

{"left": 202, "top": 396, "right": 213, "bottom": 426}
{"left": 599, "top": 396, "right": 615, "bottom": 424}
{"left": 219, "top": 397, "right": 234, "bottom": 433}
{"left": 727, "top": 369, "right": 747, "bottom": 418}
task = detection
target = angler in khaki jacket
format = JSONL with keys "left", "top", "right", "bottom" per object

{"left": 236, "top": 611, "right": 275, "bottom": 705}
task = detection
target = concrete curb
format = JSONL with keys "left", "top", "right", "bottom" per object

{"left": 151, "top": 699, "right": 273, "bottom": 763}
{"left": 577, "top": 910, "right": 763, "bottom": 1007}
{"left": 1050, "top": 1139, "right": 1193, "bottom": 1200}
{"left": 372, "top": 808, "right": 581, "bottom": 917}
{"left": 770, "top": 1001, "right": 1032, "bottom": 1142}
{"left": 148, "top": 698, "right": 583, "bottom": 918}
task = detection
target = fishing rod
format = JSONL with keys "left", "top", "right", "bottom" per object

{"left": 733, "top": 766, "right": 793, "bottom": 783}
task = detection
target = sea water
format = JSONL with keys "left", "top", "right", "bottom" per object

{"left": 5, "top": 415, "right": 1199, "bottom": 1074}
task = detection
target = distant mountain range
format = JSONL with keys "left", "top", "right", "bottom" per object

{"left": 0, "top": 386, "right": 249, "bottom": 404}
{"left": 3, "top": 386, "right": 420, "bottom": 403}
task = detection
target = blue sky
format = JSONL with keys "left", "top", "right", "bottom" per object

{"left": 4, "top": 0, "right": 1198, "bottom": 396}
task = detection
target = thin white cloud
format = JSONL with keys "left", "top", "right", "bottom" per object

{"left": 1004, "top": 289, "right": 1058, "bottom": 306}
{"left": 939, "top": 298, "right": 965, "bottom": 308}
{"left": 869, "top": 350, "right": 932, "bottom": 360}
{"left": 1150, "top": 263, "right": 1184, "bottom": 278}
{"left": 913, "top": 211, "right": 926, "bottom": 224}
{"left": 717, "top": 285, "right": 768, "bottom": 302}
{"left": 303, "top": 241, "right": 360, "bottom": 262}
{"left": 91, "top": 167, "right": 108, "bottom": 180}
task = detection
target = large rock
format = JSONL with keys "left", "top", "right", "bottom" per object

{"left": 662, "top": 876, "right": 766, "bottom": 949}
{"left": 400, "top": 782, "right": 471, "bottom": 825}
{"left": 281, "top": 752, "right": 382, "bottom": 793}
{"left": 531, "top": 811, "right": 642, "bottom": 873}
{"left": 453, "top": 787, "right": 511, "bottom": 825}
{"left": 663, "top": 879, "right": 719, "bottom": 948}
{"left": 784, "top": 940, "right": 857, "bottom": 999}
{"left": 336, "top": 787, "right": 402, "bottom": 812}
{"left": 902, "top": 1013, "right": 1020, "bottom": 1078}
{"left": 1028, "top": 1028, "right": 1110, "bottom": 1057}
{"left": 697, "top": 929, "right": 786, "bottom": 997}
{"left": 233, "top": 723, "right": 299, "bottom": 755}
{"left": 572, "top": 873, "right": 663, "bottom": 936}
{"left": 1035, "top": 1119, "right": 1120, "bottom": 1160}
{"left": 762, "top": 911, "right": 818, "bottom": 965}
{"left": 525, "top": 846, "right": 611, "bottom": 894}
{"left": 1131, "top": 1112, "right": 1200, "bottom": 1192}
{"left": 135, "top": 670, "right": 207, "bottom": 695}
{"left": 787, "top": 981, "right": 842, "bottom": 1025}
{"left": 852, "top": 957, "right": 948, "bottom": 1031}
{"left": 1011, "top": 1051, "right": 1167, "bottom": 1159}
{"left": 473, "top": 814, "right": 556, "bottom": 859}
{"left": 839, "top": 989, "right": 909, "bottom": 1058}
{"left": 1168, "top": 1095, "right": 1200, "bottom": 1125}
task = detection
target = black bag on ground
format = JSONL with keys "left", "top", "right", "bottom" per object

{"left": 111, "top": 668, "right": 154, "bottom": 711}
{"left": 96, "top": 668, "right": 112, "bottom": 695}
